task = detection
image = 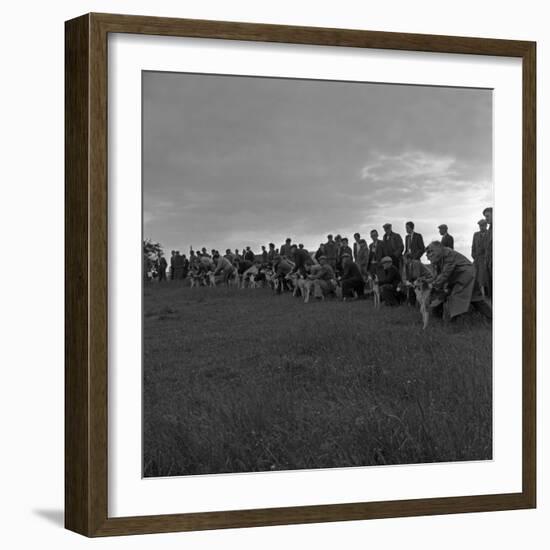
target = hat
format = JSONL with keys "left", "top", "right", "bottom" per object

{"left": 341, "top": 252, "right": 351, "bottom": 258}
{"left": 438, "top": 224, "right": 448, "bottom": 231}
{"left": 478, "top": 219, "right": 488, "bottom": 225}
{"left": 318, "top": 255, "right": 327, "bottom": 260}
{"left": 381, "top": 256, "right": 393, "bottom": 264}
{"left": 382, "top": 223, "right": 392, "bottom": 229}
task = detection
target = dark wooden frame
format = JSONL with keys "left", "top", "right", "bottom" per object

{"left": 65, "top": 12, "right": 536, "bottom": 537}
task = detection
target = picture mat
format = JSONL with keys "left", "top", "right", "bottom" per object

{"left": 108, "top": 33, "right": 522, "bottom": 517}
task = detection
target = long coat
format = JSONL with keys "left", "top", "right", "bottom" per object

{"left": 431, "top": 248, "right": 478, "bottom": 318}
{"left": 441, "top": 233, "right": 454, "bottom": 249}
{"left": 382, "top": 232, "right": 404, "bottom": 263}
{"left": 471, "top": 230, "right": 489, "bottom": 287}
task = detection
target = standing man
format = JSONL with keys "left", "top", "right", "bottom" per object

{"left": 483, "top": 207, "right": 493, "bottom": 298}
{"left": 323, "top": 234, "right": 338, "bottom": 270}
{"left": 244, "top": 246, "right": 255, "bottom": 263}
{"left": 280, "top": 238, "right": 292, "bottom": 259}
{"left": 267, "top": 243, "right": 277, "bottom": 267}
{"left": 352, "top": 233, "right": 362, "bottom": 262}
{"left": 337, "top": 237, "right": 353, "bottom": 274}
{"left": 157, "top": 253, "right": 168, "bottom": 282}
{"left": 169, "top": 250, "right": 176, "bottom": 280}
{"left": 289, "top": 244, "right": 312, "bottom": 276}
{"left": 438, "top": 224, "right": 454, "bottom": 249}
{"left": 356, "top": 238, "right": 370, "bottom": 278}
{"left": 382, "top": 223, "right": 404, "bottom": 271}
{"left": 366, "top": 229, "right": 385, "bottom": 276}
{"left": 261, "top": 245, "right": 268, "bottom": 264}
{"left": 404, "top": 221, "right": 425, "bottom": 280}
{"left": 471, "top": 219, "right": 489, "bottom": 295}
{"left": 340, "top": 253, "right": 365, "bottom": 299}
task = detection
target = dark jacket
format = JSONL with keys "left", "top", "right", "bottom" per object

{"left": 323, "top": 240, "right": 338, "bottom": 260}
{"left": 471, "top": 231, "right": 487, "bottom": 260}
{"left": 366, "top": 240, "right": 386, "bottom": 271}
{"left": 292, "top": 248, "right": 312, "bottom": 272}
{"left": 441, "top": 233, "right": 454, "bottom": 249}
{"left": 382, "top": 231, "right": 404, "bottom": 259}
{"left": 342, "top": 261, "right": 363, "bottom": 282}
{"left": 338, "top": 245, "right": 353, "bottom": 261}
{"left": 376, "top": 264, "right": 401, "bottom": 287}
{"left": 405, "top": 232, "right": 425, "bottom": 260}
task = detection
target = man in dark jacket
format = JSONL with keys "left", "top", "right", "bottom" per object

{"left": 323, "top": 234, "right": 338, "bottom": 270}
{"left": 289, "top": 245, "right": 312, "bottom": 276}
{"left": 244, "top": 246, "right": 255, "bottom": 263}
{"left": 366, "top": 229, "right": 385, "bottom": 276}
{"left": 438, "top": 224, "right": 454, "bottom": 249}
{"left": 353, "top": 232, "right": 362, "bottom": 262}
{"left": 471, "top": 219, "right": 489, "bottom": 295}
{"left": 340, "top": 253, "right": 364, "bottom": 299}
{"left": 376, "top": 256, "right": 402, "bottom": 306}
{"left": 157, "top": 253, "right": 168, "bottom": 282}
{"left": 337, "top": 237, "right": 353, "bottom": 274}
{"left": 404, "top": 221, "right": 426, "bottom": 282}
{"left": 280, "top": 238, "right": 293, "bottom": 259}
{"left": 382, "top": 223, "right": 404, "bottom": 270}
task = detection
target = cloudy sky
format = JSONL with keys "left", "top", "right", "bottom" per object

{"left": 143, "top": 71, "right": 492, "bottom": 259}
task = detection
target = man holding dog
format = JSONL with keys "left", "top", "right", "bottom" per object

{"left": 376, "top": 256, "right": 402, "bottom": 306}
{"left": 309, "top": 256, "right": 336, "bottom": 299}
{"left": 425, "top": 241, "right": 490, "bottom": 320}
{"left": 340, "top": 253, "right": 364, "bottom": 299}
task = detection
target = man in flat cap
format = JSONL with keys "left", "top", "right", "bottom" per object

{"left": 366, "top": 229, "right": 386, "bottom": 277}
{"left": 426, "top": 241, "right": 491, "bottom": 320}
{"left": 404, "top": 221, "right": 426, "bottom": 288}
{"left": 438, "top": 224, "right": 454, "bottom": 249}
{"left": 340, "top": 253, "right": 365, "bottom": 299}
{"left": 376, "top": 256, "right": 402, "bottom": 306}
{"left": 471, "top": 219, "right": 489, "bottom": 296}
{"left": 323, "top": 234, "right": 338, "bottom": 270}
{"left": 382, "top": 223, "right": 404, "bottom": 272}
{"left": 483, "top": 207, "right": 493, "bottom": 299}
{"left": 308, "top": 255, "right": 336, "bottom": 299}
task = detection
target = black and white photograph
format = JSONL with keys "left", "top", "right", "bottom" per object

{"left": 142, "top": 70, "right": 494, "bottom": 478}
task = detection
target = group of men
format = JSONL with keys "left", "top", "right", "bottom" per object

{"left": 153, "top": 206, "right": 493, "bottom": 321}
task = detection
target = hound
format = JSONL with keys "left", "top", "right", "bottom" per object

{"left": 413, "top": 279, "right": 432, "bottom": 330}
{"left": 206, "top": 270, "right": 217, "bottom": 288}
{"left": 286, "top": 273, "right": 314, "bottom": 303}
{"left": 189, "top": 268, "right": 204, "bottom": 288}
{"left": 368, "top": 274, "right": 380, "bottom": 309}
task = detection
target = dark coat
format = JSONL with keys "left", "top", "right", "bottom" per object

{"left": 376, "top": 264, "right": 401, "bottom": 287}
{"left": 366, "top": 240, "right": 386, "bottom": 272}
{"left": 441, "top": 233, "right": 454, "bottom": 249}
{"left": 382, "top": 231, "right": 404, "bottom": 260}
{"left": 342, "top": 261, "right": 363, "bottom": 282}
{"left": 405, "top": 232, "right": 425, "bottom": 260}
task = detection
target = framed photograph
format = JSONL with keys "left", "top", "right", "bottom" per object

{"left": 65, "top": 13, "right": 536, "bottom": 537}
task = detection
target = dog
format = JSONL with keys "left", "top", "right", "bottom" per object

{"left": 367, "top": 274, "right": 380, "bottom": 309}
{"left": 206, "top": 270, "right": 217, "bottom": 288}
{"left": 401, "top": 279, "right": 432, "bottom": 329}
{"left": 189, "top": 268, "right": 205, "bottom": 288}
{"left": 286, "top": 273, "right": 313, "bottom": 303}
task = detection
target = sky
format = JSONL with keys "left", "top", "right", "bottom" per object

{"left": 143, "top": 71, "right": 492, "bottom": 259}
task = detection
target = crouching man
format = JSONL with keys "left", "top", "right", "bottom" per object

{"left": 376, "top": 256, "right": 402, "bottom": 305}
{"left": 340, "top": 253, "right": 365, "bottom": 299}
{"left": 309, "top": 255, "right": 336, "bottom": 299}
{"left": 425, "top": 241, "right": 491, "bottom": 320}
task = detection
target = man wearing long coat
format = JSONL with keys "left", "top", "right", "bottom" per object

{"left": 426, "top": 242, "right": 488, "bottom": 319}
{"left": 382, "top": 223, "right": 404, "bottom": 271}
{"left": 471, "top": 219, "right": 489, "bottom": 295}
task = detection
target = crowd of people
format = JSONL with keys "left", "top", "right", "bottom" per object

{"left": 150, "top": 207, "right": 493, "bottom": 321}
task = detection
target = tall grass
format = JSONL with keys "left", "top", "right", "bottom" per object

{"left": 143, "top": 283, "right": 492, "bottom": 477}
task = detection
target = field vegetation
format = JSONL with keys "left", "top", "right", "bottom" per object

{"left": 143, "top": 282, "right": 492, "bottom": 477}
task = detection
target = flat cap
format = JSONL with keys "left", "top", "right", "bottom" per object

{"left": 381, "top": 256, "right": 393, "bottom": 263}
{"left": 438, "top": 223, "right": 448, "bottom": 230}
{"left": 382, "top": 223, "right": 392, "bottom": 229}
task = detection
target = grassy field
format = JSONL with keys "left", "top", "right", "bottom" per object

{"left": 143, "top": 281, "right": 492, "bottom": 477}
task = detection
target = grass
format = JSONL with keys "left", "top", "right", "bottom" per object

{"left": 143, "top": 281, "right": 492, "bottom": 477}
